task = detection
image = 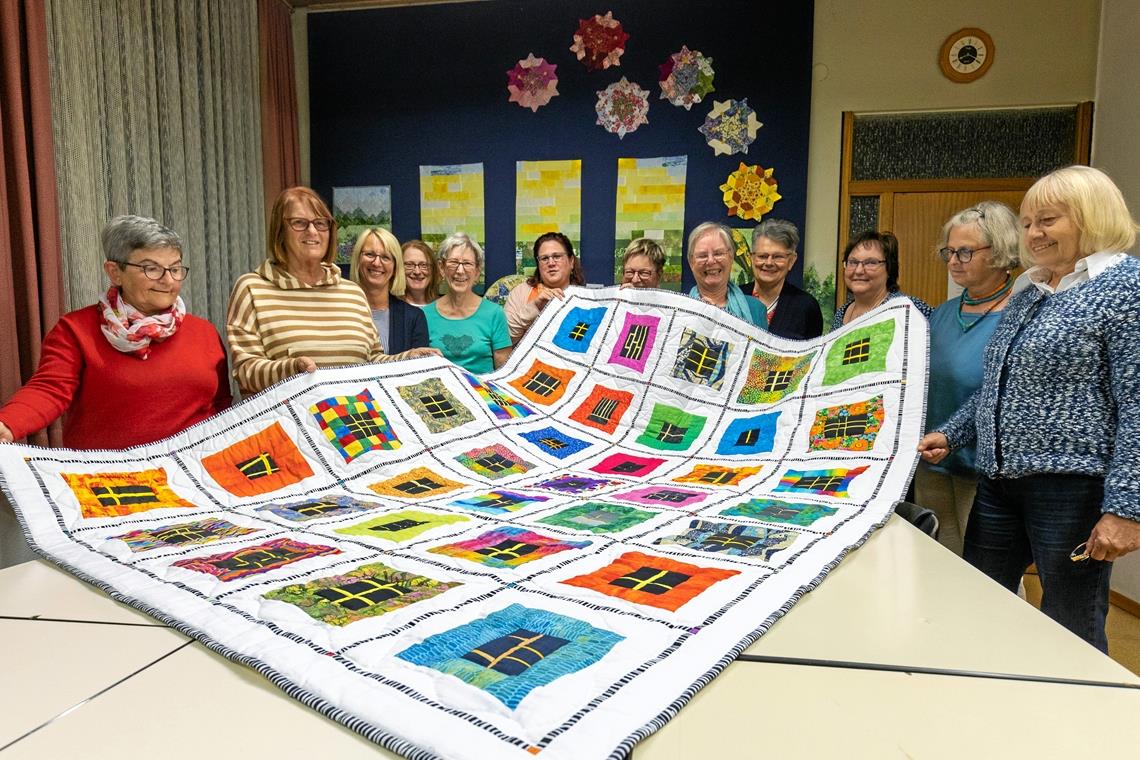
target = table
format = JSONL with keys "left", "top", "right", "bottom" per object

{"left": 3, "top": 516, "right": 1138, "bottom": 758}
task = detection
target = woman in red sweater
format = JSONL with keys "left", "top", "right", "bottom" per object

{"left": 0, "top": 215, "right": 231, "bottom": 449}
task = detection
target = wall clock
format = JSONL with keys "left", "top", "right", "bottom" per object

{"left": 939, "top": 28, "right": 994, "bottom": 83}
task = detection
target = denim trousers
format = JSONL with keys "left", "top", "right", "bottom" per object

{"left": 964, "top": 473, "right": 1112, "bottom": 652}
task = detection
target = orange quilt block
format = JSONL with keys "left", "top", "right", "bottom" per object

{"left": 672, "top": 464, "right": 763, "bottom": 487}
{"left": 561, "top": 550, "right": 738, "bottom": 612}
{"left": 201, "top": 422, "right": 315, "bottom": 497}
{"left": 508, "top": 359, "right": 576, "bottom": 405}
{"left": 62, "top": 469, "right": 196, "bottom": 519}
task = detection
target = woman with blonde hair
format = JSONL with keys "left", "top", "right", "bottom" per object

{"left": 919, "top": 166, "right": 1140, "bottom": 651}
{"left": 350, "top": 227, "right": 428, "bottom": 354}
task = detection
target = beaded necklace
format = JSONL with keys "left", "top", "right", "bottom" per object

{"left": 956, "top": 275, "right": 1013, "bottom": 332}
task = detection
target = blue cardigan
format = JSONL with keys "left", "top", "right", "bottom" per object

{"left": 386, "top": 295, "right": 430, "bottom": 354}
{"left": 938, "top": 256, "right": 1140, "bottom": 520}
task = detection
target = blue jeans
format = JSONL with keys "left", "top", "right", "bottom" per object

{"left": 964, "top": 474, "right": 1112, "bottom": 652}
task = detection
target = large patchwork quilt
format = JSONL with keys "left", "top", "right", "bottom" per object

{"left": 0, "top": 288, "right": 927, "bottom": 759}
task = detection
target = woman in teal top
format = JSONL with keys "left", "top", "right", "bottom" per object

{"left": 686, "top": 221, "right": 767, "bottom": 329}
{"left": 423, "top": 232, "right": 512, "bottom": 374}
{"left": 916, "top": 201, "right": 1020, "bottom": 554}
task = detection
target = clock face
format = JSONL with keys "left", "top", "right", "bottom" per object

{"left": 939, "top": 28, "right": 994, "bottom": 82}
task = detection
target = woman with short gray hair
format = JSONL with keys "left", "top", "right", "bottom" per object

{"left": 916, "top": 201, "right": 1020, "bottom": 555}
{"left": 686, "top": 221, "right": 766, "bottom": 327}
{"left": 744, "top": 218, "right": 822, "bottom": 339}
{"left": 0, "top": 214, "right": 231, "bottom": 448}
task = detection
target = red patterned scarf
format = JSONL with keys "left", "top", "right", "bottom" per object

{"left": 98, "top": 286, "right": 185, "bottom": 359}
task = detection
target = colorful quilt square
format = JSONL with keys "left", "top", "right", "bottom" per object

{"left": 607, "top": 313, "right": 660, "bottom": 373}
{"left": 450, "top": 490, "right": 550, "bottom": 515}
{"left": 263, "top": 562, "right": 461, "bottom": 626}
{"left": 397, "top": 377, "right": 476, "bottom": 434}
{"left": 671, "top": 329, "right": 732, "bottom": 390}
{"left": 456, "top": 444, "right": 535, "bottom": 479}
{"left": 561, "top": 550, "right": 739, "bottom": 611}
{"left": 736, "top": 349, "right": 815, "bottom": 405}
{"left": 464, "top": 373, "right": 535, "bottom": 420}
{"left": 62, "top": 469, "right": 196, "bottom": 519}
{"left": 368, "top": 467, "right": 466, "bottom": 499}
{"left": 774, "top": 467, "right": 870, "bottom": 498}
{"left": 552, "top": 306, "right": 607, "bottom": 353}
{"left": 612, "top": 485, "right": 709, "bottom": 508}
{"left": 428, "top": 526, "right": 590, "bottom": 569}
{"left": 719, "top": 497, "right": 838, "bottom": 526}
{"left": 519, "top": 426, "right": 593, "bottom": 459}
{"left": 568, "top": 384, "right": 634, "bottom": 435}
{"left": 336, "top": 509, "right": 468, "bottom": 542}
{"left": 822, "top": 319, "right": 895, "bottom": 385}
{"left": 673, "top": 464, "right": 763, "bottom": 487}
{"left": 396, "top": 603, "right": 622, "bottom": 709}
{"left": 808, "top": 395, "right": 885, "bottom": 452}
{"left": 172, "top": 538, "right": 339, "bottom": 582}
{"left": 538, "top": 502, "right": 657, "bottom": 534}
{"left": 309, "top": 389, "right": 401, "bottom": 463}
{"left": 530, "top": 474, "right": 621, "bottom": 494}
{"left": 256, "top": 495, "right": 381, "bottom": 522}
{"left": 589, "top": 453, "right": 666, "bottom": 478}
{"left": 635, "top": 403, "right": 707, "bottom": 452}
{"left": 716, "top": 412, "right": 780, "bottom": 456}
{"left": 201, "top": 422, "right": 314, "bottom": 497}
{"left": 653, "top": 519, "right": 797, "bottom": 560}
{"left": 111, "top": 518, "right": 258, "bottom": 552}
{"left": 508, "top": 359, "right": 576, "bottom": 406}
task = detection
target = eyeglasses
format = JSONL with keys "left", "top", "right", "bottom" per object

{"left": 404, "top": 261, "right": 432, "bottom": 271}
{"left": 360, "top": 251, "right": 394, "bottom": 263}
{"left": 844, "top": 258, "right": 886, "bottom": 271}
{"left": 122, "top": 262, "right": 190, "bottom": 280}
{"left": 445, "top": 260, "right": 478, "bottom": 271}
{"left": 937, "top": 245, "right": 991, "bottom": 263}
{"left": 285, "top": 217, "right": 332, "bottom": 232}
{"left": 693, "top": 249, "right": 731, "bottom": 262}
{"left": 537, "top": 253, "right": 567, "bottom": 265}
{"left": 751, "top": 253, "right": 790, "bottom": 264}
{"left": 623, "top": 268, "right": 656, "bottom": 280}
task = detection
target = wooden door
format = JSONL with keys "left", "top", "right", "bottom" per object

{"left": 890, "top": 190, "right": 1027, "bottom": 308}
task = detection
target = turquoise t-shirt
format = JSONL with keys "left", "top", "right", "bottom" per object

{"left": 423, "top": 299, "right": 512, "bottom": 374}
{"left": 926, "top": 298, "right": 1003, "bottom": 475}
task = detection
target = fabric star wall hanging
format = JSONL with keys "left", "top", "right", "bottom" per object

{"left": 720, "top": 162, "right": 782, "bottom": 221}
{"left": 570, "top": 11, "right": 629, "bottom": 71}
{"left": 595, "top": 77, "right": 650, "bottom": 139}
{"left": 507, "top": 53, "right": 559, "bottom": 112}
{"left": 699, "top": 98, "right": 763, "bottom": 156}
{"left": 658, "top": 46, "right": 715, "bottom": 109}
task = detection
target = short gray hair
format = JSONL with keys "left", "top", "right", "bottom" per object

{"left": 621, "top": 238, "right": 665, "bottom": 274}
{"left": 686, "top": 221, "right": 734, "bottom": 259}
{"left": 938, "top": 201, "right": 1020, "bottom": 270}
{"left": 752, "top": 218, "right": 800, "bottom": 253}
{"left": 102, "top": 215, "right": 183, "bottom": 265}
{"left": 436, "top": 231, "right": 484, "bottom": 270}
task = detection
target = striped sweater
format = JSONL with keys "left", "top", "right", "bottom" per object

{"left": 937, "top": 255, "right": 1140, "bottom": 521}
{"left": 226, "top": 260, "right": 384, "bottom": 395}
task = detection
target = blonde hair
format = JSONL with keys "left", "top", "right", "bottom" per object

{"left": 1020, "top": 165, "right": 1139, "bottom": 267}
{"left": 349, "top": 228, "right": 406, "bottom": 296}
{"left": 621, "top": 238, "right": 665, "bottom": 275}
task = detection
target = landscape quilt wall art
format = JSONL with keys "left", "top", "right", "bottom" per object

{"left": 0, "top": 288, "right": 928, "bottom": 760}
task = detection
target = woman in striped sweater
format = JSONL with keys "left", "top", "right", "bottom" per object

{"left": 226, "top": 187, "right": 437, "bottom": 396}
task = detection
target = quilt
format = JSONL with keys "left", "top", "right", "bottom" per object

{"left": 0, "top": 288, "right": 927, "bottom": 760}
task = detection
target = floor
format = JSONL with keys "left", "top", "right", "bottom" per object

{"left": 1022, "top": 572, "right": 1140, "bottom": 676}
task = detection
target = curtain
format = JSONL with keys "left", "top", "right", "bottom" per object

{"left": 0, "top": 0, "right": 65, "bottom": 448}
{"left": 258, "top": 0, "right": 301, "bottom": 217}
{"left": 43, "top": 0, "right": 267, "bottom": 335}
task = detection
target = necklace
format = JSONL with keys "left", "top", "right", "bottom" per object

{"left": 845, "top": 293, "right": 887, "bottom": 323}
{"left": 957, "top": 283, "right": 1011, "bottom": 332}
{"left": 961, "top": 275, "right": 1013, "bottom": 305}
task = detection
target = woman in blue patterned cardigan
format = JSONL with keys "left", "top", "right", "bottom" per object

{"left": 918, "top": 165, "right": 1140, "bottom": 652}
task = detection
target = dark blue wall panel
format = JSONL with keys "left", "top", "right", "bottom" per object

{"left": 308, "top": 0, "right": 813, "bottom": 290}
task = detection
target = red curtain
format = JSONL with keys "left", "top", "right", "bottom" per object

{"left": 258, "top": 0, "right": 301, "bottom": 218}
{"left": 0, "top": 0, "right": 64, "bottom": 447}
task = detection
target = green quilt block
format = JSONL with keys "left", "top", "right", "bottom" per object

{"left": 336, "top": 509, "right": 468, "bottom": 542}
{"left": 822, "top": 318, "right": 896, "bottom": 385}
{"left": 538, "top": 501, "right": 657, "bottom": 534}
{"left": 634, "top": 403, "right": 707, "bottom": 451}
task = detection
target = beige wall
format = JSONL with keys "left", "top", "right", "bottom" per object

{"left": 1091, "top": 0, "right": 1140, "bottom": 600}
{"left": 805, "top": 0, "right": 1101, "bottom": 276}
